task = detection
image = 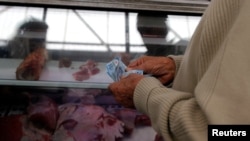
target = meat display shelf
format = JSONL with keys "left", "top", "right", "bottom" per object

{"left": 0, "top": 58, "right": 113, "bottom": 89}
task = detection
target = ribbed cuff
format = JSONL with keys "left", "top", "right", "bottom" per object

{"left": 133, "top": 77, "right": 192, "bottom": 140}
{"left": 168, "top": 55, "right": 183, "bottom": 73}
{"left": 133, "top": 77, "right": 163, "bottom": 114}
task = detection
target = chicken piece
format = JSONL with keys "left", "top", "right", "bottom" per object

{"left": 59, "top": 57, "right": 72, "bottom": 68}
{"left": 16, "top": 47, "right": 48, "bottom": 80}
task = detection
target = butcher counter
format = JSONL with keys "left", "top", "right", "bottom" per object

{"left": 0, "top": 0, "right": 207, "bottom": 140}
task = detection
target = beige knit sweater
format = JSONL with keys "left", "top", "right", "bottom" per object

{"left": 134, "top": 0, "right": 250, "bottom": 140}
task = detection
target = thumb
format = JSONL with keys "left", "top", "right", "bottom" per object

{"left": 127, "top": 63, "right": 151, "bottom": 74}
{"left": 127, "top": 60, "right": 138, "bottom": 68}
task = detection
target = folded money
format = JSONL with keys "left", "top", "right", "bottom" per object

{"left": 106, "top": 56, "right": 143, "bottom": 81}
{"left": 123, "top": 69, "right": 143, "bottom": 77}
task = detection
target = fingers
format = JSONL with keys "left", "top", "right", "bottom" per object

{"left": 128, "top": 56, "right": 169, "bottom": 74}
{"left": 108, "top": 77, "right": 130, "bottom": 107}
{"left": 108, "top": 81, "right": 117, "bottom": 92}
{"left": 127, "top": 63, "right": 148, "bottom": 73}
{"left": 156, "top": 72, "right": 175, "bottom": 84}
{"left": 127, "top": 60, "right": 141, "bottom": 68}
{"left": 109, "top": 82, "right": 126, "bottom": 105}
{"left": 127, "top": 56, "right": 149, "bottom": 68}
{"left": 108, "top": 74, "right": 143, "bottom": 108}
{"left": 109, "top": 81, "right": 135, "bottom": 108}
{"left": 127, "top": 60, "right": 154, "bottom": 74}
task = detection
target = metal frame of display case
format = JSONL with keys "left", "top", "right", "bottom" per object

{"left": 0, "top": 0, "right": 209, "bottom": 14}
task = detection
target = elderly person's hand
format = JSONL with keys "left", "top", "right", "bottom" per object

{"left": 127, "top": 56, "right": 176, "bottom": 85}
{"left": 108, "top": 73, "right": 144, "bottom": 108}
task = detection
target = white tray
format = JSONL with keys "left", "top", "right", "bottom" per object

{"left": 0, "top": 58, "right": 113, "bottom": 88}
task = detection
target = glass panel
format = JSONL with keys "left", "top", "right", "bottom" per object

{"left": 0, "top": 4, "right": 201, "bottom": 87}
{"left": 0, "top": 3, "right": 202, "bottom": 141}
{"left": 0, "top": 6, "right": 43, "bottom": 40}
{"left": 0, "top": 85, "right": 157, "bottom": 140}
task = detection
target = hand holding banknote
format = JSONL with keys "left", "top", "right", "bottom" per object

{"left": 106, "top": 56, "right": 143, "bottom": 108}
{"left": 106, "top": 56, "right": 143, "bottom": 82}
{"left": 108, "top": 56, "right": 176, "bottom": 108}
{"left": 108, "top": 73, "right": 143, "bottom": 108}
{"left": 127, "top": 56, "right": 176, "bottom": 85}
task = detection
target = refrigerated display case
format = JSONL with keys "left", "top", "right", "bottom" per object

{"left": 0, "top": 0, "right": 209, "bottom": 140}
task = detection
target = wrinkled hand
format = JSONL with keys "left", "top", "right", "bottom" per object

{"left": 127, "top": 56, "right": 176, "bottom": 85}
{"left": 108, "top": 73, "right": 144, "bottom": 108}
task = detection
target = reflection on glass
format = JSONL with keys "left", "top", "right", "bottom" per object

{"left": 0, "top": 6, "right": 43, "bottom": 40}
{"left": 0, "top": 5, "right": 201, "bottom": 85}
{"left": 0, "top": 4, "right": 202, "bottom": 141}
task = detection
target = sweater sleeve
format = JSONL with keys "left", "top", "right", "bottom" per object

{"left": 133, "top": 77, "right": 207, "bottom": 141}
{"left": 168, "top": 55, "right": 183, "bottom": 73}
{"left": 133, "top": 1, "right": 250, "bottom": 141}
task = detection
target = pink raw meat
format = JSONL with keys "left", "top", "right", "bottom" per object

{"left": 62, "top": 88, "right": 102, "bottom": 104}
{"left": 0, "top": 115, "right": 52, "bottom": 141}
{"left": 80, "top": 59, "right": 98, "bottom": 70}
{"left": 72, "top": 67, "right": 90, "bottom": 81}
{"left": 53, "top": 104, "right": 124, "bottom": 141}
{"left": 27, "top": 94, "right": 59, "bottom": 133}
{"left": 72, "top": 59, "right": 100, "bottom": 81}
{"left": 79, "top": 60, "right": 100, "bottom": 75}
{"left": 88, "top": 67, "right": 100, "bottom": 75}
{"left": 113, "top": 108, "right": 151, "bottom": 136}
{"left": 0, "top": 94, "right": 59, "bottom": 141}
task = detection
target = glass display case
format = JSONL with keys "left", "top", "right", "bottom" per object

{"left": 0, "top": 0, "right": 209, "bottom": 141}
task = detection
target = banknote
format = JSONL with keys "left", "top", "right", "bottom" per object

{"left": 106, "top": 56, "right": 126, "bottom": 81}
{"left": 106, "top": 61, "right": 116, "bottom": 81}
{"left": 123, "top": 69, "right": 143, "bottom": 77}
{"left": 106, "top": 56, "right": 143, "bottom": 81}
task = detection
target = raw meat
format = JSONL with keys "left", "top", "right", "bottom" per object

{"left": 0, "top": 115, "right": 24, "bottom": 141}
{"left": 0, "top": 115, "right": 52, "bottom": 141}
{"left": 113, "top": 108, "right": 151, "bottom": 136}
{"left": 16, "top": 47, "right": 48, "bottom": 80}
{"left": 95, "top": 94, "right": 120, "bottom": 105}
{"left": 62, "top": 88, "right": 102, "bottom": 104}
{"left": 59, "top": 58, "right": 72, "bottom": 68}
{"left": 27, "top": 94, "right": 59, "bottom": 133}
{"left": 80, "top": 59, "right": 98, "bottom": 70}
{"left": 72, "top": 67, "right": 90, "bottom": 81}
{"left": 72, "top": 59, "right": 100, "bottom": 81}
{"left": 0, "top": 94, "right": 58, "bottom": 141}
{"left": 53, "top": 104, "right": 124, "bottom": 141}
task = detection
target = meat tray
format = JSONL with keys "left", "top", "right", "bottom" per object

{"left": 0, "top": 87, "right": 159, "bottom": 141}
{"left": 0, "top": 57, "right": 161, "bottom": 141}
{"left": 0, "top": 58, "right": 113, "bottom": 88}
